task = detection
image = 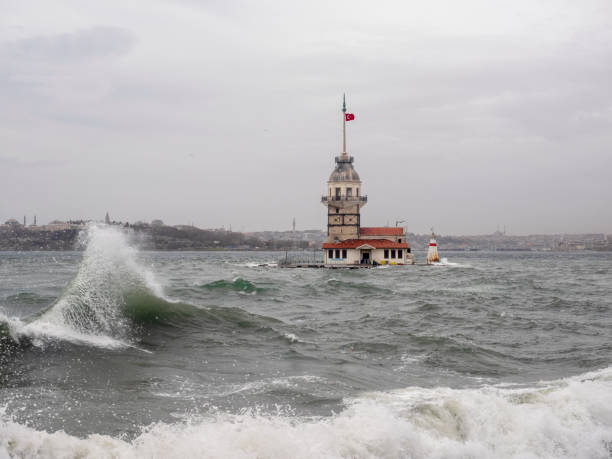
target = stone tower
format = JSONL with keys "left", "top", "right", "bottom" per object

{"left": 321, "top": 95, "right": 367, "bottom": 242}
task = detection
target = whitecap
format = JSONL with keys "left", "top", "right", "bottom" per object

{"left": 3, "top": 367, "right": 612, "bottom": 458}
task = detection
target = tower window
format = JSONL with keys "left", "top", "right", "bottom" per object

{"left": 335, "top": 187, "right": 341, "bottom": 198}
{"left": 398, "top": 238, "right": 402, "bottom": 243}
{"left": 356, "top": 188, "right": 360, "bottom": 196}
{"left": 335, "top": 208, "right": 339, "bottom": 214}
{"left": 346, "top": 188, "right": 352, "bottom": 197}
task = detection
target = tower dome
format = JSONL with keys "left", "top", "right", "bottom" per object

{"left": 329, "top": 153, "right": 360, "bottom": 182}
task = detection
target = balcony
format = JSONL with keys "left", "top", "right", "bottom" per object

{"left": 321, "top": 195, "right": 368, "bottom": 203}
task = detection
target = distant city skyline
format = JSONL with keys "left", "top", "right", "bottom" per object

{"left": 1, "top": 1, "right": 611, "bottom": 235}
{"left": 2, "top": 213, "right": 611, "bottom": 238}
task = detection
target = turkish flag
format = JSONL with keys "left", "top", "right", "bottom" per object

{"left": 345, "top": 113, "right": 355, "bottom": 121}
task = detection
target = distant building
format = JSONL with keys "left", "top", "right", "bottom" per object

{"left": 4, "top": 218, "right": 21, "bottom": 227}
{"left": 45, "top": 221, "right": 76, "bottom": 230}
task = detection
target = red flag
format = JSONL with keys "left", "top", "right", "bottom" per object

{"left": 345, "top": 113, "right": 355, "bottom": 121}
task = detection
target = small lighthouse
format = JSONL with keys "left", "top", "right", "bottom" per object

{"left": 426, "top": 229, "right": 440, "bottom": 264}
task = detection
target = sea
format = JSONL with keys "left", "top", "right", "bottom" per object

{"left": 1, "top": 225, "right": 611, "bottom": 458}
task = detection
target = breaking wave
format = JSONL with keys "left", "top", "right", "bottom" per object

{"left": 0, "top": 225, "right": 170, "bottom": 349}
{"left": 200, "top": 277, "right": 266, "bottom": 294}
{"left": 2, "top": 366, "right": 612, "bottom": 458}
{"left": 0, "top": 226, "right": 286, "bottom": 350}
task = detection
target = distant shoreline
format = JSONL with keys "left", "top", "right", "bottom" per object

{"left": 1, "top": 222, "right": 610, "bottom": 252}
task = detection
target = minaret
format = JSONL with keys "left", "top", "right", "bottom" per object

{"left": 321, "top": 95, "right": 367, "bottom": 242}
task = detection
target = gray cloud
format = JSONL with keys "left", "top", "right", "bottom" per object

{"left": 0, "top": 1, "right": 611, "bottom": 234}
{"left": 0, "top": 26, "right": 135, "bottom": 63}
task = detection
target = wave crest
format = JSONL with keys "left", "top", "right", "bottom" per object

{"left": 2, "top": 367, "right": 612, "bottom": 458}
{"left": 1, "top": 225, "right": 167, "bottom": 349}
{"left": 200, "top": 277, "right": 265, "bottom": 294}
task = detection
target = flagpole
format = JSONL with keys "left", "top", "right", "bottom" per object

{"left": 342, "top": 93, "right": 346, "bottom": 153}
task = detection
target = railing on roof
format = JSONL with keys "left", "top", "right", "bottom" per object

{"left": 321, "top": 195, "right": 367, "bottom": 203}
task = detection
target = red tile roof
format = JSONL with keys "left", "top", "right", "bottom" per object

{"left": 322, "top": 239, "right": 409, "bottom": 249}
{"left": 360, "top": 227, "right": 404, "bottom": 236}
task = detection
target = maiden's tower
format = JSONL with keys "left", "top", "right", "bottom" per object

{"left": 322, "top": 96, "right": 413, "bottom": 266}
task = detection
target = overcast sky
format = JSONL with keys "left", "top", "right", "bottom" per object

{"left": 1, "top": 0, "right": 611, "bottom": 235}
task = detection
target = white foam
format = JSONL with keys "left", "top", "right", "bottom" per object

{"left": 4, "top": 315, "right": 128, "bottom": 349}
{"left": 219, "top": 375, "right": 327, "bottom": 397}
{"left": 281, "top": 332, "right": 314, "bottom": 344}
{"left": 2, "top": 367, "right": 612, "bottom": 458}
{"left": 283, "top": 332, "right": 299, "bottom": 343}
{"left": 393, "top": 353, "right": 426, "bottom": 371}
{"left": 429, "top": 258, "right": 467, "bottom": 267}
{"left": 284, "top": 332, "right": 316, "bottom": 345}
{"left": 236, "top": 261, "right": 278, "bottom": 268}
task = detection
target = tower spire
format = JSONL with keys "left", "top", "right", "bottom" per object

{"left": 342, "top": 93, "right": 347, "bottom": 154}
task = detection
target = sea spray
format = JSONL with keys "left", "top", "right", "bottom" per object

{"left": 5, "top": 225, "right": 166, "bottom": 348}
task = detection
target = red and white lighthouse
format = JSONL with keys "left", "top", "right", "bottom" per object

{"left": 426, "top": 229, "right": 440, "bottom": 264}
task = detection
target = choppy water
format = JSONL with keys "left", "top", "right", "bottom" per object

{"left": 1, "top": 225, "right": 612, "bottom": 458}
